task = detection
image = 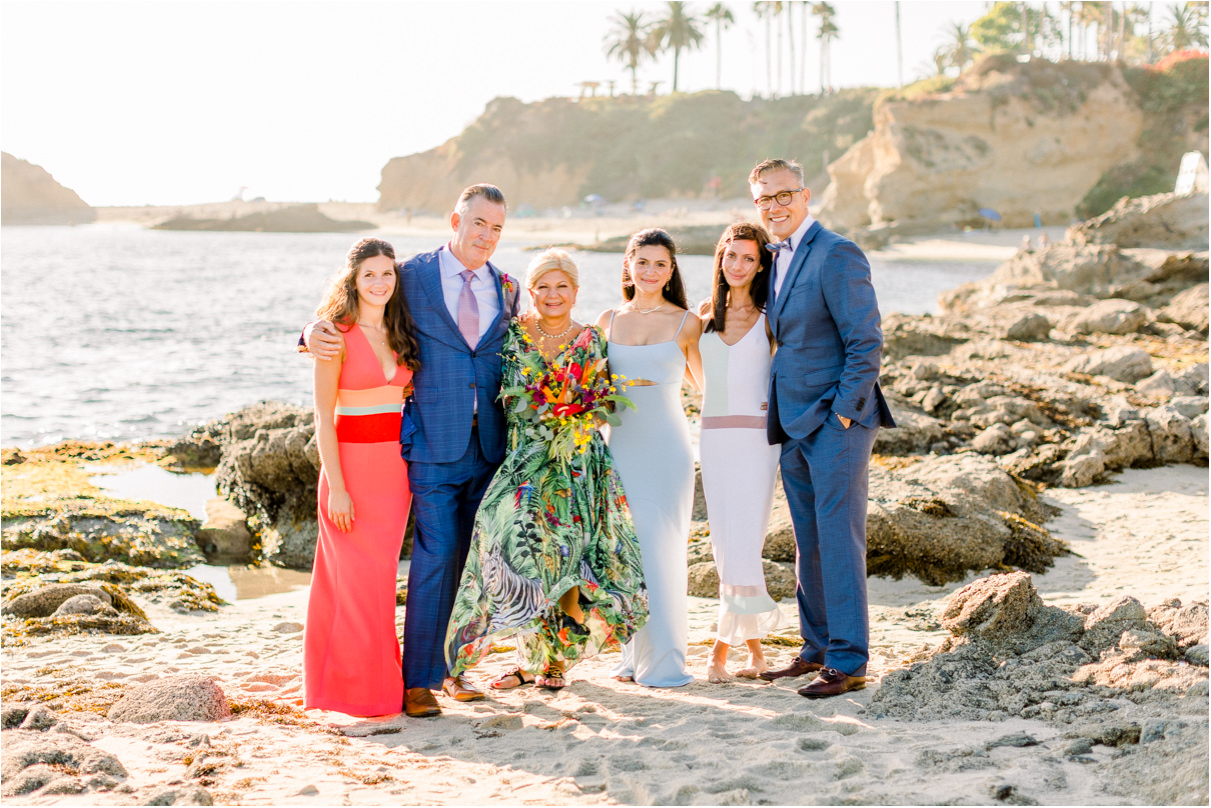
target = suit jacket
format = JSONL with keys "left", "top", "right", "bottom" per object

{"left": 399, "top": 248, "right": 521, "bottom": 464}
{"left": 766, "top": 220, "right": 895, "bottom": 443}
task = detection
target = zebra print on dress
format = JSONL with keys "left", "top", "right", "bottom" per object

{"left": 482, "top": 545, "right": 546, "bottom": 633}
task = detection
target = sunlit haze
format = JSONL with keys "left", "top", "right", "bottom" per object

{"left": 1, "top": 0, "right": 985, "bottom": 206}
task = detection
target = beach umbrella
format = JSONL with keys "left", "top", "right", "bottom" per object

{"left": 978, "top": 208, "right": 1002, "bottom": 222}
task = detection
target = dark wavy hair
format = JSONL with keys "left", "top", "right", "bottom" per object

{"left": 315, "top": 238, "right": 421, "bottom": 370}
{"left": 621, "top": 228, "right": 687, "bottom": 310}
{"left": 703, "top": 222, "right": 773, "bottom": 334}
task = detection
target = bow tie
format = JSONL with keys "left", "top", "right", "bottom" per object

{"left": 767, "top": 239, "right": 792, "bottom": 254}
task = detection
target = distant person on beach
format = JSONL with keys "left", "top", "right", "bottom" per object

{"left": 304, "top": 237, "right": 421, "bottom": 716}
{"left": 596, "top": 228, "right": 704, "bottom": 687}
{"left": 695, "top": 222, "right": 786, "bottom": 683}
{"left": 305, "top": 184, "right": 520, "bottom": 718}
{"left": 444, "top": 249, "right": 648, "bottom": 692}
{"left": 748, "top": 159, "right": 894, "bottom": 699}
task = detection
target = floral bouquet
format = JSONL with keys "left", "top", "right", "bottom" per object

{"left": 503, "top": 326, "right": 635, "bottom": 463}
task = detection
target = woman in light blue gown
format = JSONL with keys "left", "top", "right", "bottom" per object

{"left": 595, "top": 228, "right": 704, "bottom": 687}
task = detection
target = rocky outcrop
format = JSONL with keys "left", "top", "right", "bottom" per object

{"left": 1067, "top": 191, "right": 1209, "bottom": 250}
{"left": 152, "top": 204, "right": 373, "bottom": 233}
{"left": 819, "top": 59, "right": 1144, "bottom": 233}
{"left": 1, "top": 728, "right": 129, "bottom": 797}
{"left": 868, "top": 572, "right": 1208, "bottom": 723}
{"left": 212, "top": 402, "right": 321, "bottom": 569}
{"left": 0, "top": 152, "right": 95, "bottom": 225}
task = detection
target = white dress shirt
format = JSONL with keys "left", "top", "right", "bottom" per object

{"left": 438, "top": 244, "right": 501, "bottom": 344}
{"left": 773, "top": 212, "right": 816, "bottom": 300}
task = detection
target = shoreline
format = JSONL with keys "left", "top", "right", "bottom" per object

{"left": 85, "top": 198, "right": 1067, "bottom": 263}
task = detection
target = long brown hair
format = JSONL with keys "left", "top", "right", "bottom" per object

{"left": 621, "top": 228, "right": 687, "bottom": 310}
{"left": 316, "top": 238, "right": 420, "bottom": 370}
{"left": 704, "top": 222, "right": 773, "bottom": 334}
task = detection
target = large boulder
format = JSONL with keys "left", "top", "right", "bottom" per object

{"left": 214, "top": 402, "right": 320, "bottom": 569}
{"left": 1159, "top": 282, "right": 1209, "bottom": 333}
{"left": 865, "top": 453, "right": 1065, "bottom": 585}
{"left": 107, "top": 675, "right": 230, "bottom": 724}
{"left": 1065, "top": 298, "right": 1149, "bottom": 335}
{"left": 1064, "top": 345, "right": 1153, "bottom": 383}
{"left": 2, "top": 583, "right": 113, "bottom": 618}
{"left": 869, "top": 579, "right": 1207, "bottom": 729}
{"left": 1067, "top": 191, "right": 1210, "bottom": 250}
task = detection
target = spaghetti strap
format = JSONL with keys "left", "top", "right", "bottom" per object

{"left": 673, "top": 310, "right": 691, "bottom": 340}
{"left": 608, "top": 309, "right": 617, "bottom": 333}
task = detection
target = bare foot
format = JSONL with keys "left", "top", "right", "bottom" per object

{"left": 706, "top": 661, "right": 733, "bottom": 684}
{"left": 611, "top": 674, "right": 634, "bottom": 683}
{"left": 731, "top": 649, "right": 770, "bottom": 678}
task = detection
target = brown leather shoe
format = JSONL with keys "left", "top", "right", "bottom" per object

{"left": 442, "top": 675, "right": 485, "bottom": 702}
{"left": 403, "top": 687, "right": 442, "bottom": 717}
{"left": 758, "top": 657, "right": 824, "bottom": 682}
{"left": 797, "top": 667, "right": 865, "bottom": 699}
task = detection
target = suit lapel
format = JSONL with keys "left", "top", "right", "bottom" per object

{"left": 771, "top": 220, "right": 822, "bottom": 324}
{"left": 481, "top": 261, "right": 507, "bottom": 347}
{"left": 420, "top": 248, "right": 465, "bottom": 346}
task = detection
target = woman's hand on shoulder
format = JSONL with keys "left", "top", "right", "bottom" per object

{"left": 697, "top": 297, "right": 713, "bottom": 318}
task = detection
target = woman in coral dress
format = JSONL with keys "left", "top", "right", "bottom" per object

{"left": 304, "top": 238, "right": 421, "bottom": 716}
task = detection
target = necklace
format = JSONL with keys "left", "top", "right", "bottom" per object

{"left": 535, "top": 319, "right": 575, "bottom": 340}
{"left": 359, "top": 321, "right": 387, "bottom": 346}
{"left": 632, "top": 303, "right": 664, "bottom": 314}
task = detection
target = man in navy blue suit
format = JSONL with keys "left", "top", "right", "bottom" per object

{"left": 307, "top": 184, "right": 520, "bottom": 717}
{"left": 748, "top": 159, "right": 895, "bottom": 698}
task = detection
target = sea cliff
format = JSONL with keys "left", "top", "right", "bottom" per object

{"left": 1, "top": 152, "right": 95, "bottom": 226}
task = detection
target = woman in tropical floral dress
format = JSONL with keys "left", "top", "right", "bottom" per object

{"left": 444, "top": 249, "right": 648, "bottom": 690}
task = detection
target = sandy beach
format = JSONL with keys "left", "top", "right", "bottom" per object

{"left": 2, "top": 464, "right": 1206, "bottom": 806}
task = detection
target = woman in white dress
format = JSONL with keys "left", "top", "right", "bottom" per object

{"left": 696, "top": 222, "right": 785, "bottom": 683}
{"left": 596, "top": 228, "right": 704, "bottom": 688}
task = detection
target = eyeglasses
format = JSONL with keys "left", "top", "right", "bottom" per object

{"left": 753, "top": 189, "right": 804, "bottom": 210}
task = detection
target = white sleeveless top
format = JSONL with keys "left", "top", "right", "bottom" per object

{"left": 699, "top": 313, "right": 772, "bottom": 430}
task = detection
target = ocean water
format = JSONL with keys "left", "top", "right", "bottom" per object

{"left": 0, "top": 224, "right": 997, "bottom": 448}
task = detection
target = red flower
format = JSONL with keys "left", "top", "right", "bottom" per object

{"left": 553, "top": 403, "right": 585, "bottom": 418}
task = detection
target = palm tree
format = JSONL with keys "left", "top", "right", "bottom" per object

{"left": 649, "top": 1, "right": 707, "bottom": 93}
{"left": 753, "top": 2, "right": 773, "bottom": 96}
{"left": 785, "top": 1, "right": 797, "bottom": 95}
{"left": 942, "top": 20, "right": 978, "bottom": 73}
{"left": 895, "top": 1, "right": 903, "bottom": 87}
{"left": 800, "top": 0, "right": 810, "bottom": 92}
{"left": 775, "top": 1, "right": 785, "bottom": 96}
{"left": 811, "top": 2, "right": 837, "bottom": 93}
{"left": 705, "top": 3, "right": 735, "bottom": 89}
{"left": 1161, "top": 1, "right": 1210, "bottom": 52}
{"left": 605, "top": 10, "right": 654, "bottom": 95}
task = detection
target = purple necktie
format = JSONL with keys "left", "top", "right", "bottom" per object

{"left": 458, "top": 269, "right": 480, "bottom": 346}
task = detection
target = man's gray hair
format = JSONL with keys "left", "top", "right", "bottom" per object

{"left": 456, "top": 183, "right": 507, "bottom": 215}
{"left": 749, "top": 159, "right": 805, "bottom": 186}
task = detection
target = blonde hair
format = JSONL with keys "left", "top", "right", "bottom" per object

{"left": 526, "top": 248, "right": 580, "bottom": 289}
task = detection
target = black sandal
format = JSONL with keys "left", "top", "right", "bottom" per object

{"left": 489, "top": 666, "right": 535, "bottom": 690}
{"left": 537, "top": 665, "right": 567, "bottom": 690}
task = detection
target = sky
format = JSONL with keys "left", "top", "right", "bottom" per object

{"left": 1, "top": 0, "right": 990, "bottom": 206}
